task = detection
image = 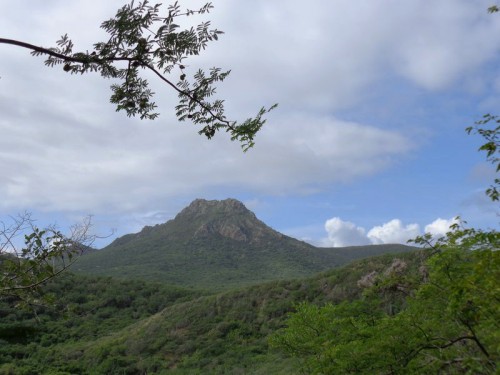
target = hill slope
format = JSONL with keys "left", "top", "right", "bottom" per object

{"left": 74, "top": 198, "right": 415, "bottom": 290}
{"left": 1, "top": 251, "right": 423, "bottom": 374}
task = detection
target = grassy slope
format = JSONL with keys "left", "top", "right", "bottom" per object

{"left": 1, "top": 250, "right": 423, "bottom": 374}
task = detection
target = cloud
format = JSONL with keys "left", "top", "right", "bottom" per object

{"left": 2, "top": 1, "right": 429, "bottom": 216}
{"left": 367, "top": 219, "right": 421, "bottom": 245}
{"left": 0, "top": 99, "right": 411, "bottom": 213}
{"left": 424, "top": 217, "right": 459, "bottom": 237}
{"left": 2, "top": 0, "right": 500, "bottom": 232}
{"left": 388, "top": 1, "right": 500, "bottom": 90}
{"left": 207, "top": 0, "right": 500, "bottom": 111}
{"left": 322, "top": 218, "right": 370, "bottom": 247}
{"left": 322, "top": 216, "right": 459, "bottom": 247}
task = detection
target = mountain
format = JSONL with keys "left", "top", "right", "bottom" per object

{"left": 73, "top": 198, "right": 415, "bottom": 291}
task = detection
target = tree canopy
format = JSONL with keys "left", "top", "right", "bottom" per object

{"left": 270, "top": 225, "right": 499, "bottom": 374}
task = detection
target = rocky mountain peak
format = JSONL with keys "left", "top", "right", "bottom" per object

{"left": 175, "top": 198, "right": 254, "bottom": 221}
{"left": 174, "top": 198, "right": 278, "bottom": 243}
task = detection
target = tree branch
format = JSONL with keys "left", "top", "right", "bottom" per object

{"left": 405, "top": 334, "right": 489, "bottom": 367}
{"left": 1, "top": 38, "right": 237, "bottom": 132}
{"left": 0, "top": 256, "right": 77, "bottom": 292}
{"left": 0, "top": 37, "right": 131, "bottom": 64}
{"left": 144, "top": 63, "right": 235, "bottom": 130}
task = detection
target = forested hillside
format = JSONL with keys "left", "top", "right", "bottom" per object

{"left": 0, "top": 251, "right": 423, "bottom": 374}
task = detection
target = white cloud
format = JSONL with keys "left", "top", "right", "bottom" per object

{"left": 367, "top": 219, "right": 421, "bottom": 245}
{"left": 322, "top": 217, "right": 370, "bottom": 247}
{"left": 2, "top": 1, "right": 426, "bottom": 216}
{"left": 322, "top": 216, "right": 460, "bottom": 247}
{"left": 389, "top": 1, "right": 500, "bottom": 90}
{"left": 206, "top": 0, "right": 500, "bottom": 111}
{"left": 424, "top": 217, "right": 459, "bottom": 237}
{"left": 1, "top": 0, "right": 499, "bottom": 232}
{"left": 0, "top": 101, "right": 410, "bottom": 213}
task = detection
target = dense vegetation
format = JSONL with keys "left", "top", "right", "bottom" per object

{"left": 271, "top": 227, "right": 499, "bottom": 374}
{"left": 0, "top": 273, "right": 200, "bottom": 374}
{"left": 0, "top": 251, "right": 423, "bottom": 374}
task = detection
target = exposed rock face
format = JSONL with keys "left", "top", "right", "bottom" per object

{"left": 175, "top": 198, "right": 253, "bottom": 220}
{"left": 177, "top": 198, "right": 280, "bottom": 243}
{"left": 195, "top": 222, "right": 248, "bottom": 241}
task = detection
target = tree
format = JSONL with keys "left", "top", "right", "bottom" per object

{"left": 0, "top": 213, "right": 96, "bottom": 307}
{"left": 270, "top": 120, "right": 500, "bottom": 373}
{"left": 0, "top": 1, "right": 277, "bottom": 150}
{"left": 271, "top": 225, "right": 499, "bottom": 374}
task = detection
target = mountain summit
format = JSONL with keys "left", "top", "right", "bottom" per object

{"left": 176, "top": 198, "right": 251, "bottom": 219}
{"left": 74, "top": 198, "right": 415, "bottom": 291}
{"left": 174, "top": 198, "right": 281, "bottom": 243}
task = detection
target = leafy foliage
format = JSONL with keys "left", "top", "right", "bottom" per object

{"left": 0, "top": 214, "right": 95, "bottom": 307}
{"left": 1, "top": 1, "right": 276, "bottom": 150}
{"left": 0, "top": 273, "right": 200, "bottom": 374}
{"left": 488, "top": 5, "right": 499, "bottom": 13}
{"left": 271, "top": 227, "right": 499, "bottom": 374}
{"left": 466, "top": 114, "right": 500, "bottom": 201}
{"left": 0, "top": 251, "right": 421, "bottom": 374}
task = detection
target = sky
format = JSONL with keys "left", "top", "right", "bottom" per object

{"left": 1, "top": 0, "right": 499, "bottom": 249}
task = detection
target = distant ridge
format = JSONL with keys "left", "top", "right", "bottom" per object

{"left": 74, "top": 198, "right": 416, "bottom": 291}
